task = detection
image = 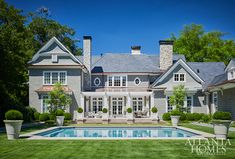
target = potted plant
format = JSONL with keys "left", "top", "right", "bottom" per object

{"left": 126, "top": 107, "right": 134, "bottom": 124}
{"left": 102, "top": 108, "right": 109, "bottom": 124}
{"left": 151, "top": 107, "right": 158, "bottom": 119}
{"left": 4, "top": 110, "right": 23, "bottom": 139}
{"left": 212, "top": 111, "right": 232, "bottom": 139}
{"left": 55, "top": 109, "right": 65, "bottom": 126}
{"left": 170, "top": 109, "right": 181, "bottom": 126}
{"left": 77, "top": 107, "right": 84, "bottom": 118}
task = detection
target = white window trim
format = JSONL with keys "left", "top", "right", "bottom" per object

{"left": 94, "top": 77, "right": 101, "bottom": 87}
{"left": 173, "top": 73, "right": 186, "bottom": 82}
{"left": 134, "top": 77, "right": 141, "bottom": 86}
{"left": 41, "top": 95, "right": 48, "bottom": 113}
{"left": 212, "top": 92, "right": 218, "bottom": 112}
{"left": 107, "top": 75, "right": 128, "bottom": 87}
{"left": 185, "top": 95, "right": 193, "bottom": 113}
{"left": 43, "top": 71, "right": 67, "bottom": 85}
{"left": 51, "top": 54, "right": 58, "bottom": 63}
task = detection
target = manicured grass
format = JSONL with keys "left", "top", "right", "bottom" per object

{"left": 0, "top": 123, "right": 235, "bottom": 159}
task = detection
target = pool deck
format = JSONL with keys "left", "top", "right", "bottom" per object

{"left": 21, "top": 125, "right": 215, "bottom": 140}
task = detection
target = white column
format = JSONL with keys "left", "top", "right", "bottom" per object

{"left": 146, "top": 96, "right": 150, "bottom": 117}
{"left": 78, "top": 95, "right": 84, "bottom": 119}
{"left": 151, "top": 92, "right": 154, "bottom": 117}
{"left": 126, "top": 93, "right": 133, "bottom": 119}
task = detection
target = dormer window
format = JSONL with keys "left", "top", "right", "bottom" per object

{"left": 173, "top": 73, "right": 185, "bottom": 82}
{"left": 228, "top": 69, "right": 235, "bottom": 80}
{"left": 52, "top": 54, "right": 58, "bottom": 63}
{"left": 107, "top": 75, "right": 127, "bottom": 87}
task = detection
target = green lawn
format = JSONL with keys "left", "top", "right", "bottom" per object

{"left": 0, "top": 123, "right": 235, "bottom": 159}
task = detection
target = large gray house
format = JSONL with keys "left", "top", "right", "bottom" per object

{"left": 28, "top": 36, "right": 235, "bottom": 122}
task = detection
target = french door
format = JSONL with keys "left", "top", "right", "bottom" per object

{"left": 112, "top": 97, "right": 123, "bottom": 116}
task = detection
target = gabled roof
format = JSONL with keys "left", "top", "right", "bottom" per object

{"left": 188, "top": 62, "right": 226, "bottom": 89}
{"left": 29, "top": 37, "right": 82, "bottom": 65}
{"left": 225, "top": 58, "right": 235, "bottom": 71}
{"left": 76, "top": 53, "right": 185, "bottom": 73}
{"left": 151, "top": 59, "right": 205, "bottom": 87}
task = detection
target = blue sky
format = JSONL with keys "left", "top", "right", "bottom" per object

{"left": 6, "top": 0, "right": 235, "bottom": 55}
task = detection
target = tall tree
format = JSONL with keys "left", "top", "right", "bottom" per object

{"left": 28, "top": 7, "right": 82, "bottom": 56}
{"left": 0, "top": 0, "right": 34, "bottom": 124}
{"left": 171, "top": 24, "right": 235, "bottom": 64}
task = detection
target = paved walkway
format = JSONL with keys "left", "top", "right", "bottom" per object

{"left": 0, "top": 122, "right": 44, "bottom": 133}
{"left": 192, "top": 122, "right": 235, "bottom": 132}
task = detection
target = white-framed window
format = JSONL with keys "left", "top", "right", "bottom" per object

{"left": 166, "top": 96, "right": 172, "bottom": 112}
{"left": 173, "top": 73, "right": 185, "bottom": 82}
{"left": 92, "top": 97, "right": 103, "bottom": 113}
{"left": 107, "top": 75, "right": 127, "bottom": 87}
{"left": 94, "top": 77, "right": 101, "bottom": 86}
{"left": 186, "top": 96, "right": 193, "bottom": 113}
{"left": 43, "top": 71, "right": 67, "bottom": 85}
{"left": 134, "top": 77, "right": 141, "bottom": 86}
{"left": 213, "top": 92, "right": 218, "bottom": 111}
{"left": 51, "top": 54, "right": 58, "bottom": 63}
{"left": 132, "top": 97, "right": 143, "bottom": 111}
{"left": 41, "top": 95, "right": 49, "bottom": 113}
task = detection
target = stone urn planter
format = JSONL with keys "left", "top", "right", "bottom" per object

{"left": 126, "top": 108, "right": 134, "bottom": 124}
{"left": 102, "top": 108, "right": 109, "bottom": 124}
{"left": 77, "top": 107, "right": 84, "bottom": 124}
{"left": 212, "top": 111, "right": 232, "bottom": 139}
{"left": 55, "top": 109, "right": 65, "bottom": 126}
{"left": 151, "top": 107, "right": 158, "bottom": 124}
{"left": 170, "top": 109, "right": 181, "bottom": 127}
{"left": 4, "top": 110, "right": 23, "bottom": 139}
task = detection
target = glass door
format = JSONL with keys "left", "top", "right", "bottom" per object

{"left": 112, "top": 97, "right": 123, "bottom": 117}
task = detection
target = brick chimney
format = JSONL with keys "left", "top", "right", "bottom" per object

{"left": 131, "top": 46, "right": 141, "bottom": 55}
{"left": 159, "top": 40, "right": 174, "bottom": 70}
{"left": 83, "top": 36, "right": 92, "bottom": 72}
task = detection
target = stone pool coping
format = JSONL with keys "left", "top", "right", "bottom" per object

{"left": 21, "top": 126, "right": 215, "bottom": 140}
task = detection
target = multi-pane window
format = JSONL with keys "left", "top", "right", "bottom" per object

{"left": 92, "top": 97, "right": 103, "bottom": 113}
{"left": 213, "top": 92, "right": 218, "bottom": 111}
{"left": 132, "top": 97, "right": 143, "bottom": 111}
{"left": 107, "top": 75, "right": 127, "bottom": 87}
{"left": 43, "top": 71, "right": 67, "bottom": 85}
{"left": 167, "top": 96, "right": 172, "bottom": 112}
{"left": 42, "top": 95, "right": 49, "bottom": 113}
{"left": 173, "top": 73, "right": 185, "bottom": 82}
{"left": 112, "top": 97, "right": 123, "bottom": 115}
{"left": 186, "top": 96, "right": 193, "bottom": 113}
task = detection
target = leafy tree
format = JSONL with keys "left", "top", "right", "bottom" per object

{"left": 46, "top": 82, "right": 72, "bottom": 114}
{"left": 28, "top": 7, "right": 82, "bottom": 55}
{"left": 169, "top": 85, "right": 186, "bottom": 112}
{"left": 171, "top": 24, "right": 235, "bottom": 64}
{"left": 0, "top": 0, "right": 35, "bottom": 124}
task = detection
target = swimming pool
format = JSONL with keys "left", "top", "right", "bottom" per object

{"left": 36, "top": 127, "right": 199, "bottom": 138}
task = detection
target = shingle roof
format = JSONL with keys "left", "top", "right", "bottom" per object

{"left": 187, "top": 62, "right": 226, "bottom": 88}
{"left": 76, "top": 53, "right": 185, "bottom": 73}
{"left": 209, "top": 73, "right": 227, "bottom": 86}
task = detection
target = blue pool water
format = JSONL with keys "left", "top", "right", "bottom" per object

{"left": 37, "top": 127, "right": 198, "bottom": 138}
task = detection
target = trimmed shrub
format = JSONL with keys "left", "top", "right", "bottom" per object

{"left": 45, "top": 120, "right": 55, "bottom": 124}
{"left": 213, "top": 111, "right": 232, "bottom": 120}
{"left": 180, "top": 112, "right": 187, "bottom": 121}
{"left": 24, "top": 106, "right": 37, "bottom": 122}
{"left": 49, "top": 114, "right": 56, "bottom": 120}
{"left": 64, "top": 120, "right": 72, "bottom": 124}
{"left": 55, "top": 109, "right": 64, "bottom": 116}
{"left": 77, "top": 107, "right": 83, "bottom": 113}
{"left": 34, "top": 112, "right": 41, "bottom": 121}
{"left": 151, "top": 107, "right": 158, "bottom": 113}
{"left": 186, "top": 113, "right": 203, "bottom": 121}
{"left": 162, "top": 112, "right": 171, "bottom": 121}
{"left": 127, "top": 108, "right": 132, "bottom": 113}
{"left": 170, "top": 109, "right": 181, "bottom": 116}
{"left": 102, "top": 108, "right": 108, "bottom": 113}
{"left": 39, "top": 113, "right": 50, "bottom": 121}
{"left": 64, "top": 113, "right": 72, "bottom": 120}
{"left": 5, "top": 110, "right": 23, "bottom": 120}
{"left": 201, "top": 114, "right": 211, "bottom": 123}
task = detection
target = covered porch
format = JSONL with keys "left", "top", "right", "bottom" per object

{"left": 79, "top": 91, "right": 154, "bottom": 119}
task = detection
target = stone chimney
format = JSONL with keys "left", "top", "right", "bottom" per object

{"left": 159, "top": 40, "right": 174, "bottom": 70}
{"left": 131, "top": 46, "right": 141, "bottom": 55}
{"left": 83, "top": 36, "right": 92, "bottom": 72}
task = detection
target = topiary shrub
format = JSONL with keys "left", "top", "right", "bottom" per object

{"left": 55, "top": 109, "right": 64, "bottom": 116}
{"left": 34, "top": 112, "right": 41, "bottom": 121}
{"left": 170, "top": 109, "right": 181, "bottom": 116}
{"left": 186, "top": 113, "right": 204, "bottom": 121}
{"left": 213, "top": 111, "right": 232, "bottom": 120}
{"left": 162, "top": 112, "right": 171, "bottom": 121}
{"left": 39, "top": 113, "right": 50, "bottom": 121}
{"left": 127, "top": 108, "right": 132, "bottom": 113}
{"left": 5, "top": 110, "right": 23, "bottom": 120}
{"left": 64, "top": 113, "right": 72, "bottom": 120}
{"left": 77, "top": 107, "right": 83, "bottom": 113}
{"left": 201, "top": 114, "right": 211, "bottom": 123}
{"left": 151, "top": 107, "right": 158, "bottom": 113}
{"left": 102, "top": 108, "right": 108, "bottom": 113}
